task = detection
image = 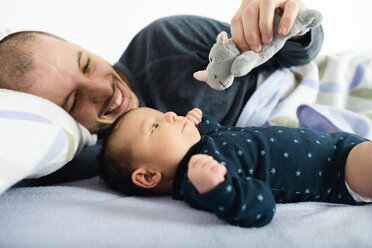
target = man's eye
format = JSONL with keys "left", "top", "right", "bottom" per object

{"left": 151, "top": 123, "right": 159, "bottom": 133}
{"left": 83, "top": 58, "right": 90, "bottom": 73}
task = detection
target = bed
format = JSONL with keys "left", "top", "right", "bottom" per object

{"left": 1, "top": 177, "right": 372, "bottom": 248}
{"left": 1, "top": 48, "right": 372, "bottom": 247}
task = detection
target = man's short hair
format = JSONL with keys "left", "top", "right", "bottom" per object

{"left": 0, "top": 31, "right": 61, "bottom": 91}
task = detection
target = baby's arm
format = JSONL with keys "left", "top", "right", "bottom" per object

{"left": 187, "top": 154, "right": 227, "bottom": 194}
{"left": 186, "top": 108, "right": 202, "bottom": 127}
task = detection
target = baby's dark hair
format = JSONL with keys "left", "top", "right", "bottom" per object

{"left": 98, "top": 109, "right": 160, "bottom": 196}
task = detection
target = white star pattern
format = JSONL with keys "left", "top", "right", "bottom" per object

{"left": 226, "top": 185, "right": 232, "bottom": 192}
{"left": 206, "top": 120, "right": 210, "bottom": 125}
{"left": 258, "top": 194, "right": 264, "bottom": 201}
{"left": 187, "top": 118, "right": 357, "bottom": 216}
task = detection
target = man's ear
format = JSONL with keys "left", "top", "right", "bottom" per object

{"left": 131, "top": 167, "right": 162, "bottom": 189}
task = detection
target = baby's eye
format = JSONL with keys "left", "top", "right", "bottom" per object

{"left": 151, "top": 123, "right": 159, "bottom": 133}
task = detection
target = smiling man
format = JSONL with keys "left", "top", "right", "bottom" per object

{"left": 0, "top": 0, "right": 324, "bottom": 184}
{"left": 0, "top": 32, "right": 139, "bottom": 133}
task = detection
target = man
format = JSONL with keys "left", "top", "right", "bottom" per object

{"left": 0, "top": 0, "right": 323, "bottom": 184}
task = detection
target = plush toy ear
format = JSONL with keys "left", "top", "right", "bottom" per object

{"left": 216, "top": 31, "right": 228, "bottom": 44}
{"left": 193, "top": 70, "right": 208, "bottom": 82}
{"left": 131, "top": 167, "right": 162, "bottom": 189}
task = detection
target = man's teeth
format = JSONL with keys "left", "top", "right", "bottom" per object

{"left": 107, "top": 90, "right": 123, "bottom": 114}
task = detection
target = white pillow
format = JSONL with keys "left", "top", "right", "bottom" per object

{"left": 0, "top": 89, "right": 97, "bottom": 194}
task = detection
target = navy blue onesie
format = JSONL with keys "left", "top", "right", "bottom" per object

{"left": 172, "top": 115, "right": 368, "bottom": 227}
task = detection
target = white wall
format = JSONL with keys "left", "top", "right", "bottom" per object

{"left": 1, "top": 0, "right": 371, "bottom": 64}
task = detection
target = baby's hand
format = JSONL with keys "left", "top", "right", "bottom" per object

{"left": 187, "top": 154, "right": 227, "bottom": 194}
{"left": 186, "top": 108, "right": 202, "bottom": 127}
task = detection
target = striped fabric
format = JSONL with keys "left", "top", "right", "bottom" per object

{"left": 236, "top": 48, "right": 372, "bottom": 138}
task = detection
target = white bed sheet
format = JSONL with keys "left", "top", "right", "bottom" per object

{"left": 1, "top": 177, "right": 371, "bottom": 248}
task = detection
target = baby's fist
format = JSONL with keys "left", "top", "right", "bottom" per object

{"left": 187, "top": 154, "right": 226, "bottom": 194}
{"left": 186, "top": 108, "right": 202, "bottom": 126}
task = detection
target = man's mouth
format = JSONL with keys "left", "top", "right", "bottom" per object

{"left": 104, "top": 87, "right": 126, "bottom": 116}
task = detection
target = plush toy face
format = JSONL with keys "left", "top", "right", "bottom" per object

{"left": 194, "top": 32, "right": 239, "bottom": 91}
{"left": 206, "top": 40, "right": 236, "bottom": 90}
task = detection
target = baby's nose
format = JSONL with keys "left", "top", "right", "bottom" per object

{"left": 165, "top": 112, "right": 177, "bottom": 123}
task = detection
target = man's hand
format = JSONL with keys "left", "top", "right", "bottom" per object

{"left": 231, "top": 0, "right": 305, "bottom": 53}
{"left": 185, "top": 108, "right": 202, "bottom": 127}
{"left": 187, "top": 154, "right": 227, "bottom": 194}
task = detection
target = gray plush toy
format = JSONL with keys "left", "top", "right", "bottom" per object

{"left": 193, "top": 8, "right": 323, "bottom": 90}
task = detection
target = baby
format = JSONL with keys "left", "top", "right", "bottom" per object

{"left": 99, "top": 107, "right": 372, "bottom": 227}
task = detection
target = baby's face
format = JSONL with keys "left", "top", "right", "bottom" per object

{"left": 112, "top": 107, "right": 201, "bottom": 178}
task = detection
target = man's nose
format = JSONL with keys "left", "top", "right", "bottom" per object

{"left": 165, "top": 112, "right": 177, "bottom": 123}
{"left": 83, "top": 77, "right": 113, "bottom": 104}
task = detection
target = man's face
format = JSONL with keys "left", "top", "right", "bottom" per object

{"left": 26, "top": 35, "right": 139, "bottom": 133}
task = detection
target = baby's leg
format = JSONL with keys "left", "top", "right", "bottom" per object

{"left": 345, "top": 141, "right": 372, "bottom": 198}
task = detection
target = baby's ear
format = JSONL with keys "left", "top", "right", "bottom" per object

{"left": 132, "top": 167, "right": 162, "bottom": 189}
